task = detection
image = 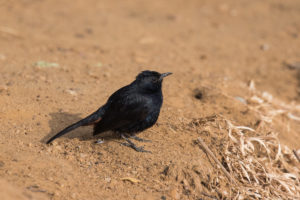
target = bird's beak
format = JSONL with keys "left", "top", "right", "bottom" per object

{"left": 159, "top": 72, "right": 172, "bottom": 81}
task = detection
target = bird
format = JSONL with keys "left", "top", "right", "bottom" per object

{"left": 46, "top": 70, "right": 172, "bottom": 152}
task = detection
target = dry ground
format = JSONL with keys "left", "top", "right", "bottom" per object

{"left": 0, "top": 0, "right": 299, "bottom": 199}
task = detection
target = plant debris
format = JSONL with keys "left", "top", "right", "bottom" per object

{"left": 121, "top": 177, "right": 141, "bottom": 183}
{"left": 34, "top": 61, "right": 59, "bottom": 68}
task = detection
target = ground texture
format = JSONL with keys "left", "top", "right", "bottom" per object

{"left": 0, "top": 0, "right": 300, "bottom": 199}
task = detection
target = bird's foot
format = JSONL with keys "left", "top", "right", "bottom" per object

{"left": 121, "top": 142, "right": 151, "bottom": 153}
{"left": 121, "top": 134, "right": 152, "bottom": 153}
{"left": 95, "top": 139, "right": 104, "bottom": 144}
{"left": 130, "top": 135, "right": 152, "bottom": 142}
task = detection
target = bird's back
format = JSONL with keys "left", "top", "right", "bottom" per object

{"left": 93, "top": 82, "right": 163, "bottom": 135}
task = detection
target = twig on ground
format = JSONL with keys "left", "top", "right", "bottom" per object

{"left": 197, "top": 137, "right": 237, "bottom": 185}
{"left": 293, "top": 150, "right": 300, "bottom": 163}
{"left": 201, "top": 192, "right": 218, "bottom": 200}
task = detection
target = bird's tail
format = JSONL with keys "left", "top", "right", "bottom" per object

{"left": 46, "top": 106, "right": 105, "bottom": 144}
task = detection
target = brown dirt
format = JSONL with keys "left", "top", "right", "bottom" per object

{"left": 0, "top": 0, "right": 299, "bottom": 199}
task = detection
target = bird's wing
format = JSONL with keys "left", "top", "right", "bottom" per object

{"left": 93, "top": 88, "right": 150, "bottom": 134}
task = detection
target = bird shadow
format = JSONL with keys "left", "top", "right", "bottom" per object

{"left": 41, "top": 112, "right": 120, "bottom": 144}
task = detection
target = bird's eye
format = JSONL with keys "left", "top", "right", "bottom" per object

{"left": 152, "top": 77, "right": 158, "bottom": 82}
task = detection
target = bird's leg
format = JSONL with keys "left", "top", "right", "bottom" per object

{"left": 130, "top": 135, "right": 152, "bottom": 142}
{"left": 121, "top": 134, "right": 151, "bottom": 153}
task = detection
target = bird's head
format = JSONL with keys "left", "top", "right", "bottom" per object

{"left": 135, "top": 70, "right": 172, "bottom": 92}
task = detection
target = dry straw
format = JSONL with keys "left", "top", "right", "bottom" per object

{"left": 197, "top": 117, "right": 300, "bottom": 199}
{"left": 247, "top": 80, "right": 300, "bottom": 124}
{"left": 225, "top": 120, "right": 299, "bottom": 199}
{"left": 195, "top": 79, "right": 300, "bottom": 199}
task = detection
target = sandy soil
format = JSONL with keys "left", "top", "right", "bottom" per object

{"left": 0, "top": 0, "right": 299, "bottom": 199}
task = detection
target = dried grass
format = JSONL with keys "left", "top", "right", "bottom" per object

{"left": 247, "top": 80, "right": 300, "bottom": 124}
{"left": 195, "top": 116, "right": 300, "bottom": 200}
{"left": 224, "top": 120, "right": 299, "bottom": 199}
{"left": 192, "top": 80, "right": 300, "bottom": 199}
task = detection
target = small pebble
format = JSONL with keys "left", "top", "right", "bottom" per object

{"left": 54, "top": 191, "right": 60, "bottom": 196}
{"left": 0, "top": 85, "right": 8, "bottom": 92}
{"left": 235, "top": 96, "right": 247, "bottom": 104}
{"left": 66, "top": 89, "right": 78, "bottom": 96}
{"left": 170, "top": 189, "right": 180, "bottom": 200}
{"left": 103, "top": 72, "right": 111, "bottom": 78}
{"left": 260, "top": 44, "right": 270, "bottom": 51}
{"left": 284, "top": 61, "right": 300, "bottom": 70}
{"left": 105, "top": 177, "right": 111, "bottom": 183}
{"left": 80, "top": 153, "right": 87, "bottom": 158}
{"left": 54, "top": 145, "right": 62, "bottom": 151}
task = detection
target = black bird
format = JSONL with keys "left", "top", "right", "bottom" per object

{"left": 46, "top": 70, "right": 172, "bottom": 152}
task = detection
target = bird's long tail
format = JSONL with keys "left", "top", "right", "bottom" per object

{"left": 46, "top": 106, "right": 105, "bottom": 144}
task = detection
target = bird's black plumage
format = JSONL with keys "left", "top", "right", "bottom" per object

{"left": 46, "top": 70, "right": 172, "bottom": 152}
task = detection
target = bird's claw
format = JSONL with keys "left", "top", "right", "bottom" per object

{"left": 121, "top": 142, "right": 152, "bottom": 153}
{"left": 130, "top": 135, "right": 152, "bottom": 142}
